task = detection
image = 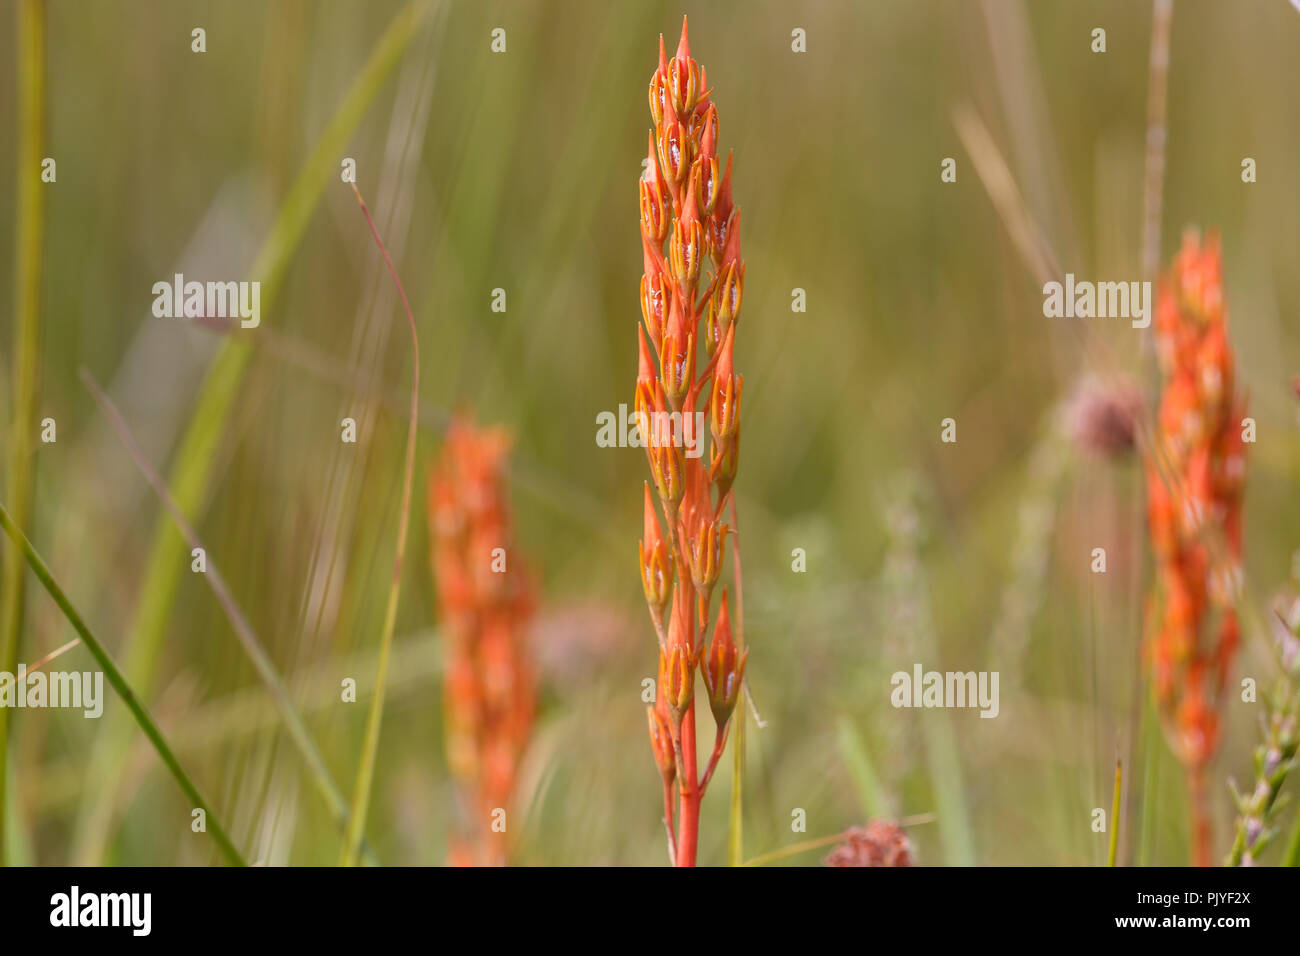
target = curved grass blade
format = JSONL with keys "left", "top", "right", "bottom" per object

{"left": 338, "top": 181, "right": 420, "bottom": 867}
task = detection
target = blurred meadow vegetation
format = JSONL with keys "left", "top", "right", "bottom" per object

{"left": 0, "top": 0, "right": 1298, "bottom": 865}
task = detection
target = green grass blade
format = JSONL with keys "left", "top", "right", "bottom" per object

{"left": 728, "top": 686, "right": 744, "bottom": 866}
{"left": 1108, "top": 755, "right": 1122, "bottom": 866}
{"left": 71, "top": 0, "right": 432, "bottom": 864}
{"left": 0, "top": 0, "right": 47, "bottom": 866}
{"left": 1283, "top": 812, "right": 1300, "bottom": 866}
{"left": 0, "top": 501, "right": 246, "bottom": 866}
{"left": 837, "top": 717, "right": 891, "bottom": 820}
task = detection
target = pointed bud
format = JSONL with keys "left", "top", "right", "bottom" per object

{"left": 670, "top": 217, "right": 706, "bottom": 289}
{"left": 639, "top": 483, "right": 671, "bottom": 619}
{"left": 657, "top": 119, "right": 690, "bottom": 186}
{"left": 709, "top": 428, "right": 739, "bottom": 503}
{"left": 702, "top": 589, "right": 748, "bottom": 727}
{"left": 661, "top": 588, "right": 698, "bottom": 721}
{"left": 710, "top": 325, "right": 742, "bottom": 441}
{"left": 639, "top": 269, "right": 667, "bottom": 352}
{"left": 697, "top": 104, "right": 718, "bottom": 163}
{"left": 647, "top": 419, "right": 686, "bottom": 514}
{"left": 711, "top": 153, "right": 735, "bottom": 237}
{"left": 708, "top": 260, "right": 744, "bottom": 353}
{"left": 668, "top": 56, "right": 700, "bottom": 118}
{"left": 647, "top": 703, "right": 676, "bottom": 781}
{"left": 640, "top": 179, "right": 669, "bottom": 246}
{"left": 648, "top": 37, "right": 670, "bottom": 128}
{"left": 688, "top": 515, "right": 727, "bottom": 595}
{"left": 690, "top": 155, "right": 721, "bottom": 221}
{"left": 660, "top": 291, "right": 696, "bottom": 409}
{"left": 718, "top": 206, "right": 742, "bottom": 271}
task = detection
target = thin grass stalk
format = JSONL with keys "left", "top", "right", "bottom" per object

{"left": 80, "top": 370, "right": 378, "bottom": 864}
{"left": 72, "top": 0, "right": 431, "bottom": 863}
{"left": 1108, "top": 755, "right": 1122, "bottom": 866}
{"left": 1284, "top": 814, "right": 1300, "bottom": 866}
{"left": 339, "top": 182, "right": 420, "bottom": 867}
{"left": 727, "top": 495, "right": 745, "bottom": 866}
{"left": 1141, "top": 0, "right": 1174, "bottom": 288}
{"left": 0, "top": 502, "right": 246, "bottom": 866}
{"left": 0, "top": 0, "right": 46, "bottom": 866}
{"left": 742, "top": 815, "right": 934, "bottom": 867}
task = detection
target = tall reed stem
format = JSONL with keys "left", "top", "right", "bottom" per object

{"left": 0, "top": 0, "right": 46, "bottom": 866}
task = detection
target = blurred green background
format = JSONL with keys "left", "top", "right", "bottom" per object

{"left": 1, "top": 0, "right": 1298, "bottom": 865}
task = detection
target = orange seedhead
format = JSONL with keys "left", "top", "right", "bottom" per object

{"left": 636, "top": 18, "right": 746, "bottom": 867}
{"left": 429, "top": 417, "right": 536, "bottom": 866}
{"left": 1144, "top": 230, "right": 1247, "bottom": 865}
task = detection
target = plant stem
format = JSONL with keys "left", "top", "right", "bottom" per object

{"left": 1108, "top": 755, "right": 1122, "bottom": 866}
{"left": 0, "top": 502, "right": 245, "bottom": 866}
{"left": 662, "top": 777, "right": 677, "bottom": 864}
{"left": 1283, "top": 814, "right": 1300, "bottom": 867}
{"left": 675, "top": 706, "right": 700, "bottom": 867}
{"left": 727, "top": 494, "right": 745, "bottom": 866}
{"left": 1188, "top": 765, "right": 1210, "bottom": 866}
{"left": 0, "top": 0, "right": 46, "bottom": 868}
{"left": 338, "top": 181, "right": 421, "bottom": 867}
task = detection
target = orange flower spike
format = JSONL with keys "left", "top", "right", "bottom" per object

{"left": 1143, "top": 230, "right": 1247, "bottom": 866}
{"left": 637, "top": 19, "right": 746, "bottom": 868}
{"left": 702, "top": 589, "right": 748, "bottom": 728}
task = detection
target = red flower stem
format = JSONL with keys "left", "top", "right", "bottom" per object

{"left": 698, "top": 725, "right": 729, "bottom": 793}
{"left": 675, "top": 705, "right": 701, "bottom": 867}
{"left": 1188, "top": 765, "right": 1211, "bottom": 867}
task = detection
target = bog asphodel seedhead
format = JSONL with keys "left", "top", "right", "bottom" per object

{"left": 635, "top": 17, "right": 746, "bottom": 868}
